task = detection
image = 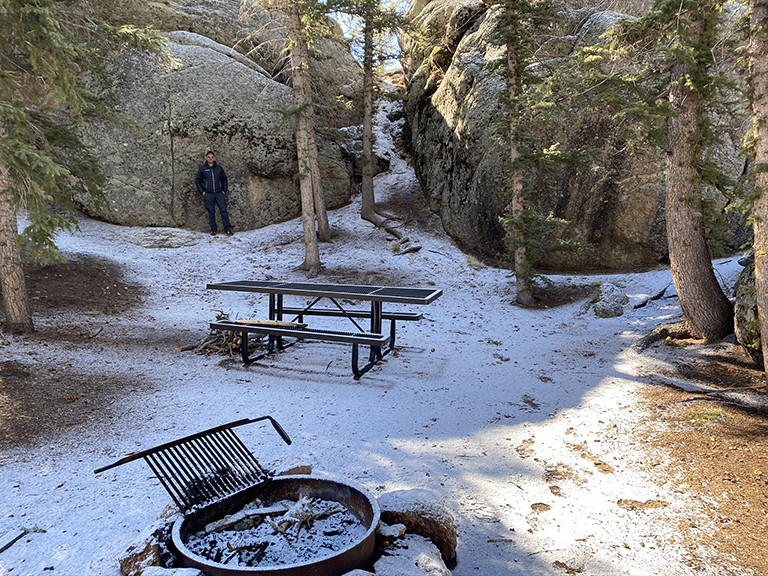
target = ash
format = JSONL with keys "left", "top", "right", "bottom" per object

{"left": 185, "top": 496, "right": 367, "bottom": 567}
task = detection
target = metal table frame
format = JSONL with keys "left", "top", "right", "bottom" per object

{"left": 207, "top": 280, "right": 442, "bottom": 374}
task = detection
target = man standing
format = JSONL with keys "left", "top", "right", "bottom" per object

{"left": 196, "top": 151, "right": 233, "bottom": 236}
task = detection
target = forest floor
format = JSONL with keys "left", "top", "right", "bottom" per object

{"left": 2, "top": 256, "right": 766, "bottom": 574}
{"left": 631, "top": 343, "right": 768, "bottom": 575}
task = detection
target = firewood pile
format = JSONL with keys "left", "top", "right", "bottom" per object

{"left": 179, "top": 311, "right": 258, "bottom": 357}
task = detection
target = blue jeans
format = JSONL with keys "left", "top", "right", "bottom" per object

{"left": 203, "top": 192, "right": 231, "bottom": 233}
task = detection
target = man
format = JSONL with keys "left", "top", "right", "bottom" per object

{"left": 196, "top": 151, "right": 233, "bottom": 236}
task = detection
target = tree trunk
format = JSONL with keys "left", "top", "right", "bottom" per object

{"left": 306, "top": 116, "right": 331, "bottom": 242}
{"left": 665, "top": 43, "right": 733, "bottom": 341}
{"left": 289, "top": 6, "right": 330, "bottom": 243}
{"left": 507, "top": 37, "right": 534, "bottom": 307}
{"left": 360, "top": 20, "right": 380, "bottom": 225}
{"left": 0, "top": 160, "right": 33, "bottom": 333}
{"left": 749, "top": 0, "right": 768, "bottom": 376}
{"left": 288, "top": 5, "right": 321, "bottom": 276}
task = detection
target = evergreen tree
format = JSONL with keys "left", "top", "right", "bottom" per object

{"left": 619, "top": 0, "right": 734, "bottom": 342}
{"left": 336, "top": 0, "right": 406, "bottom": 227}
{"left": 0, "top": 0, "right": 159, "bottom": 333}
{"left": 664, "top": 1, "right": 733, "bottom": 342}
{"left": 287, "top": 0, "right": 323, "bottom": 275}
{"left": 253, "top": 0, "right": 336, "bottom": 276}
{"left": 493, "top": 0, "right": 557, "bottom": 306}
{"left": 748, "top": 0, "right": 768, "bottom": 375}
{"left": 564, "top": 0, "right": 736, "bottom": 342}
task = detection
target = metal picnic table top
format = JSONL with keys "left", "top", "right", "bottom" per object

{"left": 206, "top": 280, "right": 443, "bottom": 305}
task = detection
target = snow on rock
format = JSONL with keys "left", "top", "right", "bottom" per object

{"left": 378, "top": 488, "right": 458, "bottom": 562}
{"left": 374, "top": 533, "right": 452, "bottom": 576}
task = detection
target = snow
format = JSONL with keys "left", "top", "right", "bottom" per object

{"left": 0, "top": 100, "right": 748, "bottom": 576}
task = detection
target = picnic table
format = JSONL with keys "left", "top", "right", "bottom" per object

{"left": 206, "top": 280, "right": 442, "bottom": 377}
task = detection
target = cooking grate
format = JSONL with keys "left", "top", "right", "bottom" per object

{"left": 94, "top": 416, "right": 291, "bottom": 513}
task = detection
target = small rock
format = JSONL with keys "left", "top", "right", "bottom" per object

{"left": 593, "top": 282, "right": 629, "bottom": 318}
{"left": 269, "top": 456, "right": 313, "bottom": 476}
{"left": 118, "top": 506, "right": 179, "bottom": 576}
{"left": 466, "top": 255, "right": 485, "bottom": 270}
{"left": 377, "top": 521, "right": 408, "bottom": 539}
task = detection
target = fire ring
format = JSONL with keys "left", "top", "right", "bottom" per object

{"left": 171, "top": 475, "right": 381, "bottom": 576}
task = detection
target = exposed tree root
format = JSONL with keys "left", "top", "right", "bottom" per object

{"left": 362, "top": 210, "right": 404, "bottom": 239}
{"left": 633, "top": 320, "right": 694, "bottom": 352}
{"left": 296, "top": 260, "right": 320, "bottom": 278}
{"left": 644, "top": 374, "right": 768, "bottom": 413}
{"left": 362, "top": 210, "right": 422, "bottom": 254}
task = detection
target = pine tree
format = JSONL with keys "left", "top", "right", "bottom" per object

{"left": 0, "top": 0, "right": 162, "bottom": 333}
{"left": 565, "top": 0, "right": 736, "bottom": 342}
{"left": 286, "top": 1, "right": 323, "bottom": 275}
{"left": 748, "top": 0, "right": 768, "bottom": 375}
{"left": 619, "top": 0, "right": 734, "bottom": 342}
{"left": 0, "top": 149, "right": 28, "bottom": 333}
{"left": 336, "top": 0, "right": 406, "bottom": 227}
{"left": 493, "top": 0, "right": 556, "bottom": 306}
{"left": 664, "top": 1, "right": 734, "bottom": 342}
{"left": 252, "top": 0, "right": 337, "bottom": 275}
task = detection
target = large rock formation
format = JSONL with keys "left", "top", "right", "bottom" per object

{"left": 80, "top": 0, "right": 362, "bottom": 231}
{"left": 400, "top": 0, "right": 749, "bottom": 271}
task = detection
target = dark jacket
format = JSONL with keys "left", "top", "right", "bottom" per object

{"left": 195, "top": 162, "right": 228, "bottom": 195}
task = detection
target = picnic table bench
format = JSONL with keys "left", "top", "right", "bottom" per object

{"left": 206, "top": 280, "right": 442, "bottom": 378}
{"left": 280, "top": 306, "right": 423, "bottom": 348}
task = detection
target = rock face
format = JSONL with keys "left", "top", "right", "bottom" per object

{"left": 733, "top": 254, "right": 762, "bottom": 367}
{"left": 81, "top": 1, "right": 361, "bottom": 231}
{"left": 400, "top": 0, "right": 749, "bottom": 271}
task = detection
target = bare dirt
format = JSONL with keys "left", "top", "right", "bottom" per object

{"left": 2, "top": 257, "right": 767, "bottom": 574}
{"left": 0, "top": 256, "right": 149, "bottom": 449}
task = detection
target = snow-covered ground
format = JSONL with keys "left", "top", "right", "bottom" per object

{"left": 0, "top": 101, "right": 748, "bottom": 576}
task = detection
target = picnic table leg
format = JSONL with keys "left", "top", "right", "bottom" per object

{"left": 240, "top": 331, "right": 250, "bottom": 363}
{"left": 235, "top": 295, "right": 282, "bottom": 364}
{"left": 388, "top": 319, "right": 397, "bottom": 351}
{"left": 371, "top": 301, "right": 383, "bottom": 360}
{"left": 239, "top": 330, "right": 271, "bottom": 364}
{"left": 352, "top": 343, "right": 377, "bottom": 378}
{"left": 273, "top": 294, "right": 285, "bottom": 350}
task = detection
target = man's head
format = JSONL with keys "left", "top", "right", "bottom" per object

{"left": 205, "top": 151, "right": 216, "bottom": 166}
